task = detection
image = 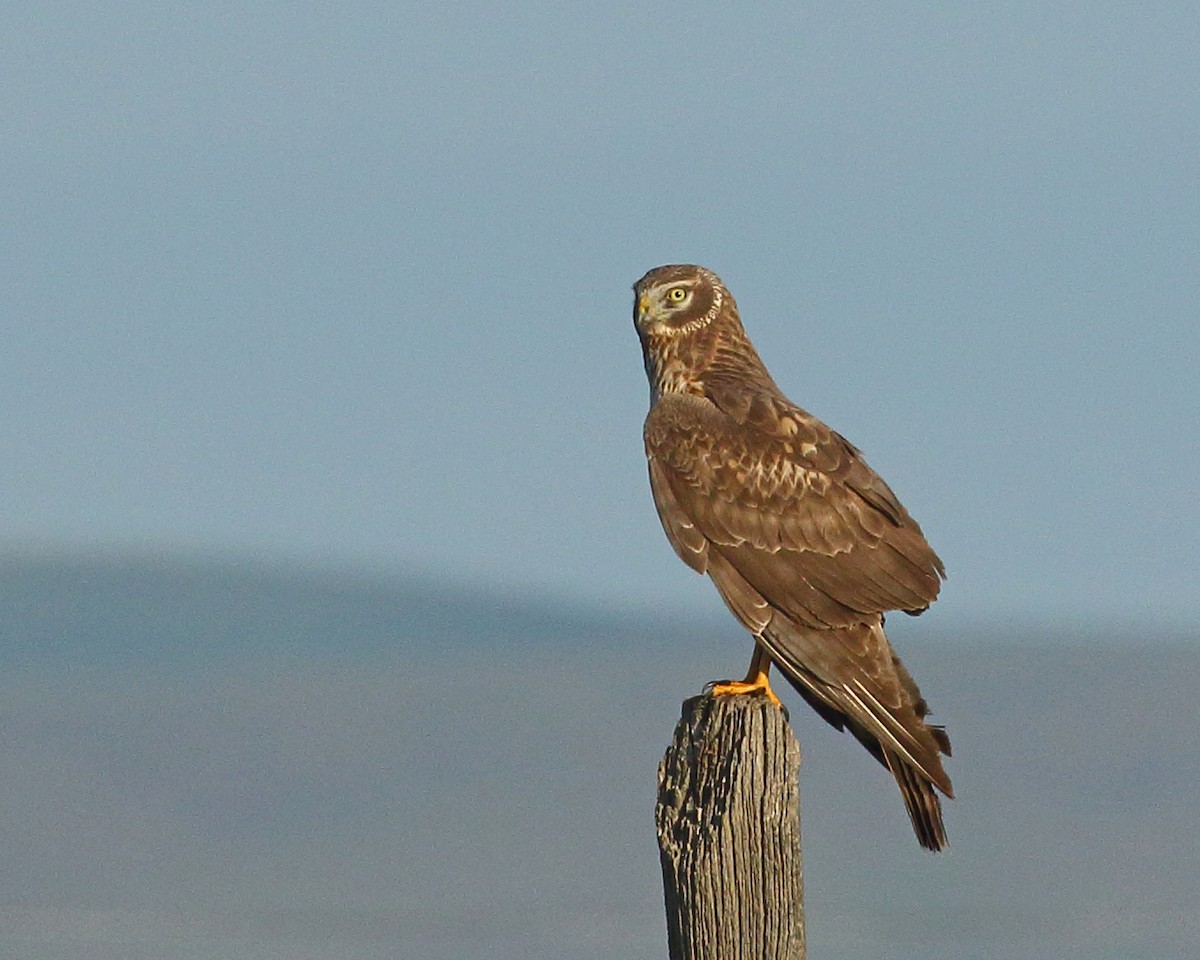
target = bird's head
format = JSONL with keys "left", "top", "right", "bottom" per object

{"left": 633, "top": 263, "right": 761, "bottom": 400}
{"left": 633, "top": 264, "right": 728, "bottom": 341}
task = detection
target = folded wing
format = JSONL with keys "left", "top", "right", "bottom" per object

{"left": 645, "top": 390, "right": 953, "bottom": 849}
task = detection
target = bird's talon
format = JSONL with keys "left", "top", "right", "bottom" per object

{"left": 709, "top": 678, "right": 783, "bottom": 708}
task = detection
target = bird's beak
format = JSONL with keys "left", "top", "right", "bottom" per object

{"left": 636, "top": 294, "right": 650, "bottom": 321}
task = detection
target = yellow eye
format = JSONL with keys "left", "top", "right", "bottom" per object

{"left": 667, "top": 287, "right": 687, "bottom": 303}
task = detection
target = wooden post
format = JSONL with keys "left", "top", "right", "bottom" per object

{"left": 656, "top": 693, "right": 805, "bottom": 960}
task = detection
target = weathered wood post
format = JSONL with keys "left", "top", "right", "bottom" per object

{"left": 656, "top": 692, "right": 805, "bottom": 960}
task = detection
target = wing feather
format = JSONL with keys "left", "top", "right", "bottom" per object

{"left": 701, "top": 546, "right": 954, "bottom": 805}
{"left": 647, "top": 456, "right": 709, "bottom": 574}
{"left": 645, "top": 392, "right": 944, "bottom": 627}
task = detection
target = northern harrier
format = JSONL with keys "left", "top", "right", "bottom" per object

{"left": 634, "top": 264, "right": 953, "bottom": 850}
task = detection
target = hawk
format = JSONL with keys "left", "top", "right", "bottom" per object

{"left": 634, "top": 264, "right": 953, "bottom": 851}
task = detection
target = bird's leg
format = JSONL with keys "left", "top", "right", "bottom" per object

{"left": 710, "top": 644, "right": 782, "bottom": 707}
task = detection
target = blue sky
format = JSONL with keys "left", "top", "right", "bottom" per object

{"left": 5, "top": 2, "right": 1198, "bottom": 630}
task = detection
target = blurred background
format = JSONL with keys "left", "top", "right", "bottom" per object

{"left": 3, "top": 3, "right": 1197, "bottom": 958}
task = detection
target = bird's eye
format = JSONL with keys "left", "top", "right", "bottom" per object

{"left": 667, "top": 287, "right": 687, "bottom": 303}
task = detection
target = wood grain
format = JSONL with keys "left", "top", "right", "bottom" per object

{"left": 656, "top": 693, "right": 805, "bottom": 960}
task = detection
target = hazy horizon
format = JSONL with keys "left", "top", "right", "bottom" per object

{"left": 1, "top": 553, "right": 1196, "bottom": 959}
{"left": 2, "top": 547, "right": 1188, "bottom": 658}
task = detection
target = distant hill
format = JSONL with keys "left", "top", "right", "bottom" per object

{"left": 1, "top": 551, "right": 1178, "bottom": 665}
{"left": 0, "top": 552, "right": 660, "bottom": 668}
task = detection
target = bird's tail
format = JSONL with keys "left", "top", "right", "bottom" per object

{"left": 759, "top": 618, "right": 954, "bottom": 851}
{"left": 885, "top": 748, "right": 949, "bottom": 851}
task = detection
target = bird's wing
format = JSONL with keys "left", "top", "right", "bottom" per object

{"left": 704, "top": 541, "right": 952, "bottom": 790}
{"left": 645, "top": 390, "right": 954, "bottom": 826}
{"left": 644, "top": 389, "right": 944, "bottom": 631}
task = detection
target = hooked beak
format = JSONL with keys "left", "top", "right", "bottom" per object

{"left": 635, "top": 294, "right": 651, "bottom": 327}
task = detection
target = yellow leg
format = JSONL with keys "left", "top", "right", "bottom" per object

{"left": 710, "top": 644, "right": 782, "bottom": 707}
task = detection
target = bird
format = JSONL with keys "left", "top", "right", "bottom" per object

{"left": 633, "top": 263, "right": 953, "bottom": 851}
